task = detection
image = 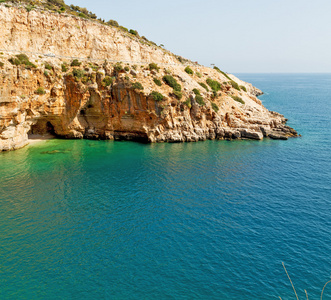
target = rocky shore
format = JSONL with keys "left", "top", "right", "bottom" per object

{"left": 0, "top": 4, "right": 297, "bottom": 152}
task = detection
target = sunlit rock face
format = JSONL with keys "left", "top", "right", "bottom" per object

{"left": 0, "top": 5, "right": 297, "bottom": 151}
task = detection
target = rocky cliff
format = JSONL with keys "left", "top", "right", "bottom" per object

{"left": 0, "top": 3, "right": 297, "bottom": 151}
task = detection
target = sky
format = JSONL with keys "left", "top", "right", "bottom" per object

{"left": 68, "top": 0, "right": 331, "bottom": 73}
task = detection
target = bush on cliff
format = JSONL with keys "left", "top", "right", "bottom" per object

{"left": 114, "top": 63, "right": 124, "bottom": 73}
{"left": 132, "top": 82, "right": 144, "bottom": 90}
{"left": 45, "top": 63, "right": 52, "bottom": 70}
{"left": 184, "top": 99, "right": 192, "bottom": 109}
{"left": 150, "top": 91, "right": 164, "bottom": 101}
{"left": 240, "top": 85, "right": 247, "bottom": 92}
{"left": 35, "top": 87, "right": 46, "bottom": 95}
{"left": 199, "top": 82, "right": 209, "bottom": 91}
{"left": 129, "top": 29, "right": 139, "bottom": 36}
{"left": 206, "top": 78, "right": 221, "bottom": 92}
{"left": 193, "top": 88, "right": 201, "bottom": 96}
{"left": 213, "top": 66, "right": 231, "bottom": 80}
{"left": 102, "top": 76, "right": 114, "bottom": 87}
{"left": 107, "top": 19, "right": 119, "bottom": 27}
{"left": 8, "top": 54, "right": 36, "bottom": 69}
{"left": 153, "top": 78, "right": 162, "bottom": 86}
{"left": 0, "top": 62, "right": 4, "bottom": 68}
{"left": 195, "top": 95, "right": 205, "bottom": 106}
{"left": 149, "top": 63, "right": 159, "bottom": 72}
{"left": 211, "top": 102, "right": 219, "bottom": 112}
{"left": 72, "top": 68, "right": 85, "bottom": 79}
{"left": 71, "top": 59, "right": 81, "bottom": 67}
{"left": 163, "top": 75, "right": 181, "bottom": 92}
{"left": 61, "top": 63, "right": 68, "bottom": 72}
{"left": 172, "top": 90, "right": 182, "bottom": 100}
{"left": 231, "top": 95, "right": 245, "bottom": 104}
{"left": 184, "top": 66, "right": 193, "bottom": 75}
{"left": 230, "top": 80, "right": 240, "bottom": 91}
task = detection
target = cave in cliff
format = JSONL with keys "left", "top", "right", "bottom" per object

{"left": 28, "top": 120, "right": 57, "bottom": 138}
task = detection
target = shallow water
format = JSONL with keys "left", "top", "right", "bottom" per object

{"left": 0, "top": 74, "right": 330, "bottom": 299}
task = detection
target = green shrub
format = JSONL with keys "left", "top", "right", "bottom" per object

{"left": 44, "top": 71, "right": 48, "bottom": 76}
{"left": 206, "top": 78, "right": 221, "bottom": 92}
{"left": 0, "top": 62, "right": 4, "bottom": 68}
{"left": 107, "top": 19, "right": 119, "bottom": 27}
{"left": 8, "top": 54, "right": 36, "bottom": 68}
{"left": 163, "top": 75, "right": 181, "bottom": 92}
{"left": 184, "top": 66, "right": 193, "bottom": 75}
{"left": 172, "top": 90, "right": 182, "bottom": 100}
{"left": 151, "top": 91, "right": 164, "bottom": 101}
{"left": 61, "top": 63, "right": 68, "bottom": 72}
{"left": 124, "top": 66, "right": 130, "bottom": 72}
{"left": 231, "top": 95, "right": 245, "bottom": 104}
{"left": 149, "top": 63, "right": 159, "bottom": 72}
{"left": 45, "top": 63, "right": 52, "bottom": 70}
{"left": 119, "top": 26, "right": 128, "bottom": 32}
{"left": 114, "top": 63, "right": 123, "bottom": 72}
{"left": 184, "top": 99, "right": 192, "bottom": 109}
{"left": 199, "top": 82, "right": 209, "bottom": 91}
{"left": 192, "top": 88, "right": 201, "bottom": 96}
{"left": 72, "top": 68, "right": 85, "bottom": 79}
{"left": 211, "top": 102, "right": 219, "bottom": 112}
{"left": 213, "top": 66, "right": 231, "bottom": 80}
{"left": 240, "top": 85, "right": 247, "bottom": 92}
{"left": 195, "top": 95, "right": 205, "bottom": 106}
{"left": 196, "top": 72, "right": 202, "bottom": 78}
{"left": 132, "top": 82, "right": 144, "bottom": 90}
{"left": 71, "top": 59, "right": 81, "bottom": 67}
{"left": 78, "top": 12, "right": 87, "bottom": 18}
{"left": 35, "top": 87, "right": 46, "bottom": 95}
{"left": 60, "top": 6, "right": 66, "bottom": 12}
{"left": 129, "top": 29, "right": 138, "bottom": 36}
{"left": 230, "top": 80, "right": 240, "bottom": 91}
{"left": 102, "top": 76, "right": 114, "bottom": 87}
{"left": 153, "top": 78, "right": 162, "bottom": 86}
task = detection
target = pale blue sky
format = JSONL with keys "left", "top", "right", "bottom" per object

{"left": 68, "top": 0, "right": 331, "bottom": 73}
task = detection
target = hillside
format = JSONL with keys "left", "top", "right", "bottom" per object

{"left": 0, "top": 1, "right": 297, "bottom": 151}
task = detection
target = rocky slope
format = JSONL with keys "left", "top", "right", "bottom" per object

{"left": 0, "top": 3, "right": 297, "bottom": 151}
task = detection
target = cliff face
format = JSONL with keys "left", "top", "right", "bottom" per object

{"left": 0, "top": 4, "right": 297, "bottom": 151}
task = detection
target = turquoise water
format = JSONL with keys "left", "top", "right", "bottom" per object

{"left": 0, "top": 74, "right": 330, "bottom": 299}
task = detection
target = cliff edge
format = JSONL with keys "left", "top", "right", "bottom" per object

{"left": 0, "top": 3, "right": 297, "bottom": 151}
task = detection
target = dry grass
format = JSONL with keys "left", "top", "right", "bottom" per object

{"left": 280, "top": 262, "right": 331, "bottom": 300}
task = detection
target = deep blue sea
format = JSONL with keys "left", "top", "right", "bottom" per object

{"left": 0, "top": 74, "right": 330, "bottom": 299}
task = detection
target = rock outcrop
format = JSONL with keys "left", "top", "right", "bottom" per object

{"left": 0, "top": 4, "right": 297, "bottom": 151}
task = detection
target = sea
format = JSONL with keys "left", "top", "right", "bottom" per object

{"left": 0, "top": 74, "right": 330, "bottom": 299}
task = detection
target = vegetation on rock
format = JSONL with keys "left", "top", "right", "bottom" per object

{"left": 172, "top": 90, "right": 182, "bottom": 100}
{"left": 199, "top": 82, "right": 209, "bottom": 91}
{"left": 153, "top": 78, "right": 162, "bottom": 86}
{"left": 35, "top": 87, "right": 46, "bottom": 95}
{"left": 132, "top": 82, "right": 144, "bottom": 90}
{"left": 149, "top": 63, "right": 159, "bottom": 72}
{"left": 231, "top": 95, "right": 245, "bottom": 104}
{"left": 8, "top": 54, "right": 36, "bottom": 68}
{"left": 150, "top": 91, "right": 164, "bottom": 101}
{"left": 213, "top": 66, "right": 231, "bottom": 80}
{"left": 195, "top": 95, "right": 205, "bottom": 106}
{"left": 211, "top": 102, "right": 219, "bottom": 112}
{"left": 206, "top": 78, "right": 221, "bottom": 92}
{"left": 230, "top": 80, "right": 240, "bottom": 91}
{"left": 71, "top": 59, "right": 81, "bottom": 67}
{"left": 184, "top": 66, "right": 193, "bottom": 75}
{"left": 163, "top": 75, "right": 181, "bottom": 92}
